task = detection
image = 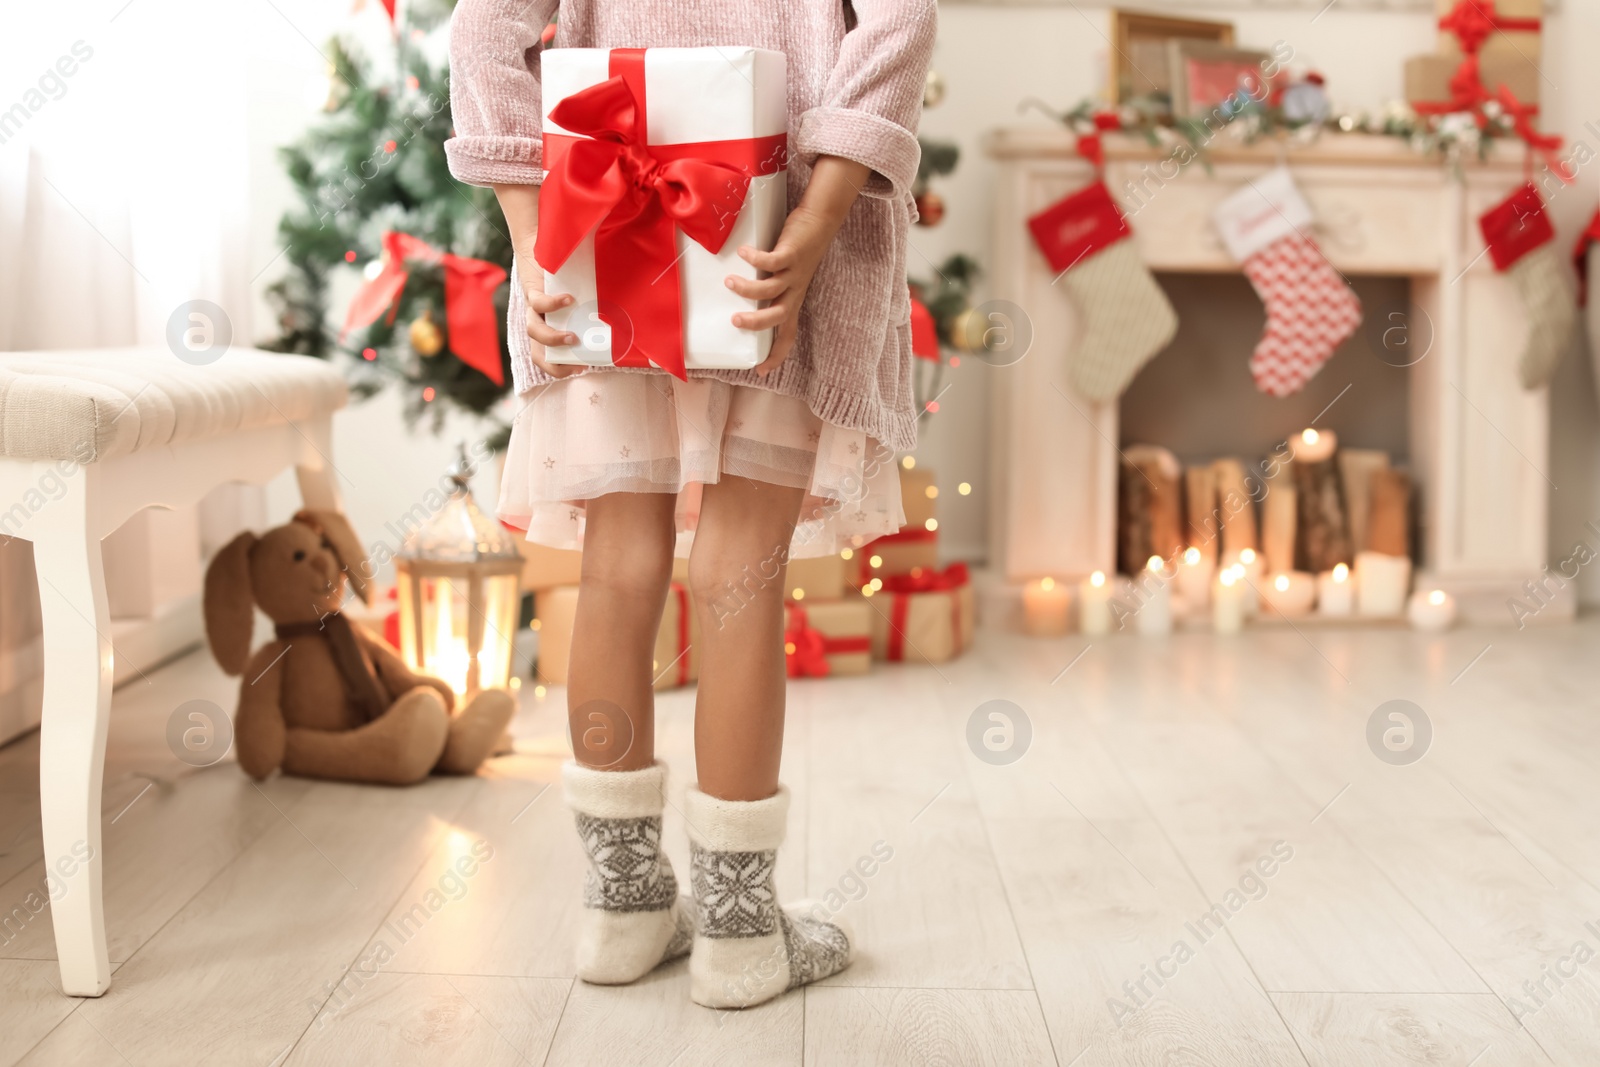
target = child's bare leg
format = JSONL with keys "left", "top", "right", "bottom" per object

{"left": 568, "top": 491, "right": 677, "bottom": 771}
{"left": 560, "top": 490, "right": 693, "bottom": 985}
{"left": 687, "top": 475, "right": 805, "bottom": 802}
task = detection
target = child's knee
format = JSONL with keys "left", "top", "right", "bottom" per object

{"left": 581, "top": 540, "right": 673, "bottom": 603}
{"left": 687, "top": 541, "right": 786, "bottom": 628}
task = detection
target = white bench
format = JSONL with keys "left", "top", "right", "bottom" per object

{"left": 0, "top": 347, "right": 347, "bottom": 996}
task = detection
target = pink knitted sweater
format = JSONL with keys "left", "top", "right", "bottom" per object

{"left": 446, "top": 0, "right": 936, "bottom": 452}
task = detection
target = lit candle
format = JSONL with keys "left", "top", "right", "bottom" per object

{"left": 1317, "top": 562, "right": 1354, "bottom": 617}
{"left": 1407, "top": 588, "right": 1457, "bottom": 631}
{"left": 1213, "top": 565, "right": 1245, "bottom": 634}
{"left": 1295, "top": 426, "right": 1337, "bottom": 463}
{"left": 1080, "top": 570, "right": 1112, "bottom": 635}
{"left": 1261, "top": 571, "right": 1316, "bottom": 618}
{"left": 1023, "top": 576, "right": 1072, "bottom": 637}
{"left": 1176, "top": 546, "right": 1212, "bottom": 613}
{"left": 1234, "top": 547, "right": 1263, "bottom": 616}
{"left": 1137, "top": 555, "right": 1173, "bottom": 636}
{"left": 1355, "top": 550, "right": 1412, "bottom": 618}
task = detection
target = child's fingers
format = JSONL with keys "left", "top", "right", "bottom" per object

{"left": 725, "top": 274, "right": 785, "bottom": 300}
{"left": 527, "top": 291, "right": 574, "bottom": 315}
{"left": 528, "top": 315, "right": 577, "bottom": 348}
{"left": 733, "top": 304, "right": 787, "bottom": 331}
{"left": 737, "top": 245, "right": 787, "bottom": 272}
{"left": 530, "top": 350, "right": 584, "bottom": 378}
{"left": 753, "top": 321, "right": 796, "bottom": 377}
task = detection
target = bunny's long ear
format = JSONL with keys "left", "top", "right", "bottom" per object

{"left": 295, "top": 508, "right": 373, "bottom": 605}
{"left": 203, "top": 531, "right": 258, "bottom": 675}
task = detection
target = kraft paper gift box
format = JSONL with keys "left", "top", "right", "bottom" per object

{"left": 1404, "top": 53, "right": 1539, "bottom": 109}
{"left": 784, "top": 598, "right": 872, "bottom": 678}
{"left": 538, "top": 47, "right": 789, "bottom": 375}
{"left": 785, "top": 554, "right": 848, "bottom": 603}
{"left": 517, "top": 540, "right": 584, "bottom": 591}
{"left": 868, "top": 564, "right": 976, "bottom": 665}
{"left": 535, "top": 583, "right": 698, "bottom": 690}
{"left": 1436, "top": 0, "right": 1541, "bottom": 68}
{"left": 899, "top": 466, "right": 938, "bottom": 529}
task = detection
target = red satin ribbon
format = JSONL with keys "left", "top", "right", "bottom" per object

{"left": 534, "top": 49, "right": 788, "bottom": 380}
{"left": 1438, "top": 0, "right": 1539, "bottom": 54}
{"left": 856, "top": 527, "right": 938, "bottom": 586}
{"left": 669, "top": 581, "right": 691, "bottom": 686}
{"left": 343, "top": 231, "right": 508, "bottom": 385}
{"left": 882, "top": 562, "right": 970, "bottom": 663}
{"left": 784, "top": 604, "right": 871, "bottom": 678}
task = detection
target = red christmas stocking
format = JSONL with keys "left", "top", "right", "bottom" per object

{"left": 1213, "top": 168, "right": 1362, "bottom": 397}
{"left": 1482, "top": 183, "right": 1577, "bottom": 390}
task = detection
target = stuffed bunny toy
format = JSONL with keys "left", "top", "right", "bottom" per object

{"left": 203, "top": 509, "right": 514, "bottom": 785}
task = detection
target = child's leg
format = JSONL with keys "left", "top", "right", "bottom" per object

{"left": 685, "top": 475, "right": 806, "bottom": 801}
{"left": 568, "top": 490, "right": 678, "bottom": 770}
{"left": 560, "top": 490, "right": 692, "bottom": 984}
{"left": 683, "top": 475, "right": 854, "bottom": 1008}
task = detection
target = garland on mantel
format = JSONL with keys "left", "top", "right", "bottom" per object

{"left": 1029, "top": 94, "right": 1566, "bottom": 178}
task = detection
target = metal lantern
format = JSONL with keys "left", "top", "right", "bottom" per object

{"left": 394, "top": 448, "right": 522, "bottom": 695}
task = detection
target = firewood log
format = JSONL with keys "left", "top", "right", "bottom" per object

{"left": 1119, "top": 445, "right": 1183, "bottom": 574}
{"left": 1366, "top": 467, "right": 1412, "bottom": 558}
{"left": 1211, "top": 458, "right": 1259, "bottom": 561}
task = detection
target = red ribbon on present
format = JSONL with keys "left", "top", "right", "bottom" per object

{"left": 855, "top": 526, "right": 938, "bottom": 587}
{"left": 343, "top": 231, "right": 508, "bottom": 385}
{"left": 881, "top": 562, "right": 970, "bottom": 663}
{"left": 1438, "top": 0, "right": 1540, "bottom": 53}
{"left": 785, "top": 603, "right": 871, "bottom": 678}
{"left": 668, "top": 581, "right": 692, "bottom": 686}
{"left": 909, "top": 290, "right": 939, "bottom": 361}
{"left": 535, "top": 49, "right": 788, "bottom": 380}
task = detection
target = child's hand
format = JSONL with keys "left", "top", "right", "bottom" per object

{"left": 726, "top": 156, "right": 872, "bottom": 377}
{"left": 521, "top": 271, "right": 585, "bottom": 380}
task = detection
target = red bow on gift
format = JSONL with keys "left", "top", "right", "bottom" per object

{"left": 343, "top": 231, "right": 508, "bottom": 385}
{"left": 880, "top": 562, "right": 970, "bottom": 663}
{"left": 882, "top": 561, "right": 970, "bottom": 596}
{"left": 784, "top": 605, "right": 832, "bottom": 678}
{"left": 535, "top": 49, "right": 787, "bottom": 380}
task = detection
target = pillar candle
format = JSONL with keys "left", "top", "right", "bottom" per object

{"left": 1317, "top": 562, "right": 1354, "bottom": 617}
{"left": 1023, "top": 577, "right": 1071, "bottom": 637}
{"left": 1079, "top": 570, "right": 1112, "bottom": 635}
{"left": 1176, "top": 546, "right": 1212, "bottom": 612}
{"left": 1213, "top": 565, "right": 1246, "bottom": 634}
{"left": 1137, "top": 556, "right": 1174, "bottom": 636}
{"left": 1231, "top": 547, "right": 1263, "bottom": 616}
{"left": 1407, "top": 588, "right": 1457, "bottom": 631}
{"left": 1355, "top": 550, "right": 1411, "bottom": 618}
{"left": 1262, "top": 571, "right": 1316, "bottom": 618}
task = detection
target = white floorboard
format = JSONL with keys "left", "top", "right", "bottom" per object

{"left": 4, "top": 618, "right": 1600, "bottom": 1065}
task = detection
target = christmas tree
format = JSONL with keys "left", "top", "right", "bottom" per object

{"left": 260, "top": 0, "right": 519, "bottom": 443}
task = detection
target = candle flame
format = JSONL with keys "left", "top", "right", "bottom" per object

{"left": 1239, "top": 548, "right": 1256, "bottom": 565}
{"left": 1274, "top": 574, "right": 1290, "bottom": 592}
{"left": 1220, "top": 569, "right": 1238, "bottom": 587}
{"left": 1332, "top": 562, "right": 1350, "bottom": 582}
{"left": 1147, "top": 555, "right": 1163, "bottom": 572}
{"left": 1040, "top": 576, "right": 1055, "bottom": 591}
{"left": 1090, "top": 570, "right": 1106, "bottom": 588}
{"left": 1302, "top": 428, "right": 1320, "bottom": 446}
{"left": 1428, "top": 589, "right": 1446, "bottom": 606}
{"left": 1183, "top": 547, "right": 1200, "bottom": 566}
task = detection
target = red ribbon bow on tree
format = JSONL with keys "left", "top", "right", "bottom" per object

{"left": 534, "top": 49, "right": 787, "bottom": 380}
{"left": 343, "top": 230, "right": 508, "bottom": 385}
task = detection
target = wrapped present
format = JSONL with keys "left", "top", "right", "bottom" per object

{"left": 1404, "top": 52, "right": 1538, "bottom": 110}
{"left": 784, "top": 598, "right": 872, "bottom": 678}
{"left": 517, "top": 539, "right": 584, "bottom": 591}
{"left": 899, "top": 465, "right": 938, "bottom": 529}
{"left": 858, "top": 530, "right": 939, "bottom": 587}
{"left": 786, "top": 554, "right": 848, "bottom": 602}
{"left": 535, "top": 582, "right": 698, "bottom": 690}
{"left": 869, "top": 563, "right": 976, "bottom": 665}
{"left": 537, "top": 47, "right": 789, "bottom": 377}
{"left": 1436, "top": 0, "right": 1541, "bottom": 68}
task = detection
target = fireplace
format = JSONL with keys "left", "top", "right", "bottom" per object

{"left": 983, "top": 129, "right": 1567, "bottom": 625}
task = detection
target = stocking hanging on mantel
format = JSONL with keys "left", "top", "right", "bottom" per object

{"left": 1026, "top": 180, "right": 1177, "bottom": 402}
{"left": 1212, "top": 167, "right": 1362, "bottom": 398}
{"left": 1480, "top": 183, "right": 1576, "bottom": 390}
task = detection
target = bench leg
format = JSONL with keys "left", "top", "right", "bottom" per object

{"left": 35, "top": 495, "right": 114, "bottom": 997}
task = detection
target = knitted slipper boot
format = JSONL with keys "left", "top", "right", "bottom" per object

{"left": 685, "top": 785, "right": 853, "bottom": 1008}
{"left": 563, "top": 761, "right": 694, "bottom": 984}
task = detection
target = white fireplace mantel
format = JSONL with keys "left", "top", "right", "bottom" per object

{"left": 984, "top": 129, "right": 1566, "bottom": 624}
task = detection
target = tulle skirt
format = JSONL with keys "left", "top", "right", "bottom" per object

{"left": 498, "top": 373, "right": 904, "bottom": 559}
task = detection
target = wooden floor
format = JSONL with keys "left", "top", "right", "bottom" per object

{"left": 4, "top": 617, "right": 1600, "bottom": 1066}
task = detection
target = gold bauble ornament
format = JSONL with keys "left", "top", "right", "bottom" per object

{"left": 923, "top": 69, "right": 946, "bottom": 109}
{"left": 409, "top": 310, "right": 444, "bottom": 357}
{"left": 950, "top": 307, "right": 989, "bottom": 353}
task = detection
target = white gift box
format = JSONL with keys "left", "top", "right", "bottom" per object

{"left": 540, "top": 47, "right": 788, "bottom": 371}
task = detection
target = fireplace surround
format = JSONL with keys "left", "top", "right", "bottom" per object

{"left": 984, "top": 129, "right": 1569, "bottom": 625}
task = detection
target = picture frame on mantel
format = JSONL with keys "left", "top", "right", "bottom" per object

{"left": 1108, "top": 10, "right": 1232, "bottom": 104}
{"left": 1167, "top": 40, "right": 1272, "bottom": 118}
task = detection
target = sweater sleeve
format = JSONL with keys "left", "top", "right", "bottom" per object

{"left": 445, "top": 0, "right": 558, "bottom": 187}
{"left": 792, "top": 0, "right": 937, "bottom": 200}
